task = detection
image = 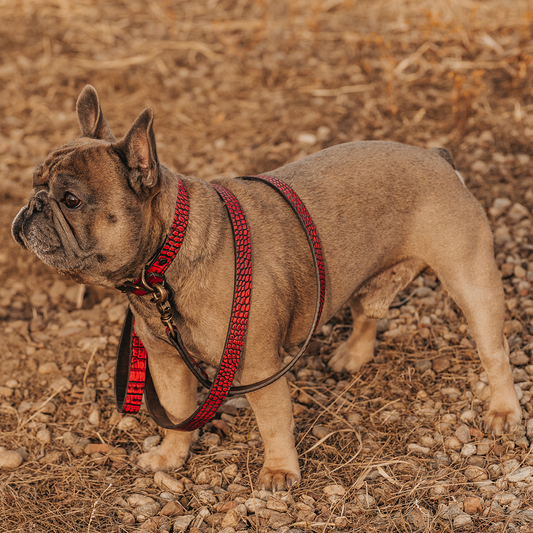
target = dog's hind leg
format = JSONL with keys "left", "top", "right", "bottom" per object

{"left": 423, "top": 223, "right": 522, "bottom": 434}
{"left": 328, "top": 296, "right": 377, "bottom": 373}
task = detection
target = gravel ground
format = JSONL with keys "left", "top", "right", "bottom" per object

{"left": 2, "top": 0, "right": 533, "bottom": 532}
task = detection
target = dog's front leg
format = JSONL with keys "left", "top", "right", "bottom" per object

{"left": 133, "top": 325, "right": 198, "bottom": 472}
{"left": 245, "top": 376, "right": 300, "bottom": 491}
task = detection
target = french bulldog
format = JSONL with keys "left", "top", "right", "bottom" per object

{"left": 12, "top": 85, "right": 521, "bottom": 490}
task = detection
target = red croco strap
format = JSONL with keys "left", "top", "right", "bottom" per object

{"left": 143, "top": 184, "right": 252, "bottom": 430}
{"left": 120, "top": 178, "right": 189, "bottom": 295}
{"left": 115, "top": 308, "right": 148, "bottom": 413}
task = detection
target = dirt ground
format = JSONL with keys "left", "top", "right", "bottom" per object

{"left": 2, "top": 0, "right": 533, "bottom": 532}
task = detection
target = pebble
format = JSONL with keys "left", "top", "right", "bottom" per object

{"left": 463, "top": 496, "right": 482, "bottom": 515}
{"left": 133, "top": 501, "right": 161, "bottom": 521}
{"left": 432, "top": 357, "right": 450, "bottom": 373}
{"left": 154, "top": 472, "right": 184, "bottom": 493}
{"left": 245, "top": 498, "right": 266, "bottom": 513}
{"left": 266, "top": 497, "right": 288, "bottom": 512}
{"left": 0, "top": 450, "right": 23, "bottom": 469}
{"left": 444, "top": 436, "right": 462, "bottom": 451}
{"left": 128, "top": 494, "right": 156, "bottom": 507}
{"left": 49, "top": 376, "right": 73, "bottom": 392}
{"left": 489, "top": 197, "right": 512, "bottom": 217}
{"left": 117, "top": 416, "right": 139, "bottom": 431}
{"left": 143, "top": 435, "right": 161, "bottom": 452}
{"left": 311, "top": 425, "right": 330, "bottom": 439}
{"left": 464, "top": 466, "right": 488, "bottom": 481}
{"left": 161, "top": 501, "right": 183, "bottom": 516}
{"left": 36, "top": 428, "right": 51, "bottom": 445}
{"left": 453, "top": 513, "right": 473, "bottom": 527}
{"left": 507, "top": 203, "right": 530, "bottom": 224}
{"left": 37, "top": 362, "right": 59, "bottom": 375}
{"left": 174, "top": 514, "right": 194, "bottom": 532}
{"left": 408, "top": 443, "right": 430, "bottom": 455}
{"left": 356, "top": 493, "right": 375, "bottom": 508}
{"left": 323, "top": 484, "right": 345, "bottom": 497}
{"left": 84, "top": 443, "right": 112, "bottom": 455}
{"left": 506, "top": 466, "right": 533, "bottom": 482}
{"left": 455, "top": 424, "right": 471, "bottom": 444}
{"left": 461, "top": 443, "right": 477, "bottom": 457}
{"left": 77, "top": 336, "right": 108, "bottom": 352}
{"left": 221, "top": 509, "right": 240, "bottom": 528}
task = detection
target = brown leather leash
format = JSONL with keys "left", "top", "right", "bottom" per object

{"left": 115, "top": 175, "right": 325, "bottom": 430}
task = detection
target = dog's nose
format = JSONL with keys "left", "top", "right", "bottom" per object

{"left": 29, "top": 192, "right": 53, "bottom": 219}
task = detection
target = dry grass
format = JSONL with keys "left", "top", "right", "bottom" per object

{"left": 1, "top": 0, "right": 533, "bottom": 532}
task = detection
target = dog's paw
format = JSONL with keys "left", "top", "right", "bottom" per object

{"left": 328, "top": 340, "right": 373, "bottom": 374}
{"left": 484, "top": 402, "right": 522, "bottom": 435}
{"left": 257, "top": 466, "right": 300, "bottom": 492}
{"left": 137, "top": 446, "right": 187, "bottom": 472}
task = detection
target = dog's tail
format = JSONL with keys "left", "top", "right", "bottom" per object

{"left": 429, "top": 147, "right": 456, "bottom": 170}
{"left": 430, "top": 147, "right": 466, "bottom": 186}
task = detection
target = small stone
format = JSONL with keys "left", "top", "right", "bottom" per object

{"left": 455, "top": 424, "right": 471, "bottom": 444}
{"left": 311, "top": 425, "right": 330, "bottom": 439}
{"left": 245, "top": 498, "right": 266, "bottom": 513}
{"left": 504, "top": 459, "right": 521, "bottom": 474}
{"left": 507, "top": 466, "right": 533, "bottom": 482}
{"left": 0, "top": 450, "right": 23, "bottom": 469}
{"left": 433, "top": 357, "right": 450, "bottom": 373}
{"left": 161, "top": 501, "right": 183, "bottom": 516}
{"left": 218, "top": 501, "right": 238, "bottom": 512}
{"left": 0, "top": 387, "right": 13, "bottom": 398}
{"left": 38, "top": 362, "right": 59, "bottom": 375}
{"left": 108, "top": 410, "right": 123, "bottom": 425}
{"left": 454, "top": 513, "right": 473, "bottom": 527}
{"left": 49, "top": 376, "right": 72, "bottom": 392}
{"left": 323, "top": 484, "right": 345, "bottom": 497}
{"left": 84, "top": 443, "right": 112, "bottom": 455}
{"left": 221, "top": 509, "right": 240, "bottom": 528}
{"left": 408, "top": 443, "right": 430, "bottom": 455}
{"left": 154, "top": 471, "right": 184, "bottom": 493}
{"left": 513, "top": 351, "right": 532, "bottom": 366}
{"left": 460, "top": 410, "right": 476, "bottom": 424}
{"left": 128, "top": 494, "right": 156, "bottom": 507}
{"left": 133, "top": 501, "right": 161, "bottom": 521}
{"left": 461, "top": 443, "right": 477, "bottom": 457}
{"left": 133, "top": 478, "right": 152, "bottom": 489}
{"left": 346, "top": 412, "right": 362, "bottom": 425}
{"left": 36, "top": 428, "right": 51, "bottom": 445}
{"left": 88, "top": 405, "right": 100, "bottom": 426}
{"left": 464, "top": 466, "right": 488, "bottom": 481}
{"left": 197, "top": 490, "right": 217, "bottom": 505}
{"left": 117, "top": 416, "right": 139, "bottom": 431}
{"left": 201, "top": 433, "right": 220, "bottom": 447}
{"left": 266, "top": 497, "right": 288, "bottom": 512}
{"left": 476, "top": 439, "right": 493, "bottom": 456}
{"left": 77, "top": 337, "right": 108, "bottom": 352}
{"left": 39, "top": 451, "right": 62, "bottom": 464}
{"left": 222, "top": 464, "right": 238, "bottom": 479}
{"left": 508, "top": 203, "right": 530, "bottom": 224}
{"left": 227, "top": 483, "right": 248, "bottom": 494}
{"left": 489, "top": 198, "right": 512, "bottom": 218}
{"left": 429, "top": 484, "right": 448, "bottom": 499}
{"left": 143, "top": 435, "right": 161, "bottom": 452}
{"left": 356, "top": 493, "right": 375, "bottom": 508}
{"left": 117, "top": 510, "right": 136, "bottom": 525}
{"left": 464, "top": 496, "right": 482, "bottom": 515}
{"left": 297, "top": 391, "right": 313, "bottom": 405}
{"left": 445, "top": 436, "right": 462, "bottom": 451}
{"left": 297, "top": 133, "right": 317, "bottom": 145}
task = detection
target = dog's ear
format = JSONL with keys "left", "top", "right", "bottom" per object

{"left": 76, "top": 85, "right": 116, "bottom": 142}
{"left": 114, "top": 108, "right": 159, "bottom": 191}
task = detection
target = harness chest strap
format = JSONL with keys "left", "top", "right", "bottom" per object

{"left": 115, "top": 175, "right": 325, "bottom": 431}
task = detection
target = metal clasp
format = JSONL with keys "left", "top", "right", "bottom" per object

{"left": 150, "top": 282, "right": 176, "bottom": 336}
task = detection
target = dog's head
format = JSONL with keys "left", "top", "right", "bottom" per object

{"left": 12, "top": 86, "right": 166, "bottom": 286}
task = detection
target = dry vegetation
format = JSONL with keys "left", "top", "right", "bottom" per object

{"left": 1, "top": 0, "right": 533, "bottom": 531}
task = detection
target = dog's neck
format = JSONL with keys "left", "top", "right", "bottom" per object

{"left": 125, "top": 165, "right": 229, "bottom": 318}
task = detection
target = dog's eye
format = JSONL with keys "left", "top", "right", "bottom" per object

{"left": 63, "top": 192, "right": 81, "bottom": 209}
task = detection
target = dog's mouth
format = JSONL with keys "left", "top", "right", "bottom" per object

{"left": 12, "top": 196, "right": 94, "bottom": 272}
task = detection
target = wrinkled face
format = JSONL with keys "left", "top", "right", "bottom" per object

{"left": 11, "top": 85, "right": 162, "bottom": 287}
{"left": 12, "top": 140, "right": 145, "bottom": 285}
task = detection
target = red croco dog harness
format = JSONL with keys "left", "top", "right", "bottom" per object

{"left": 115, "top": 175, "right": 325, "bottom": 431}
